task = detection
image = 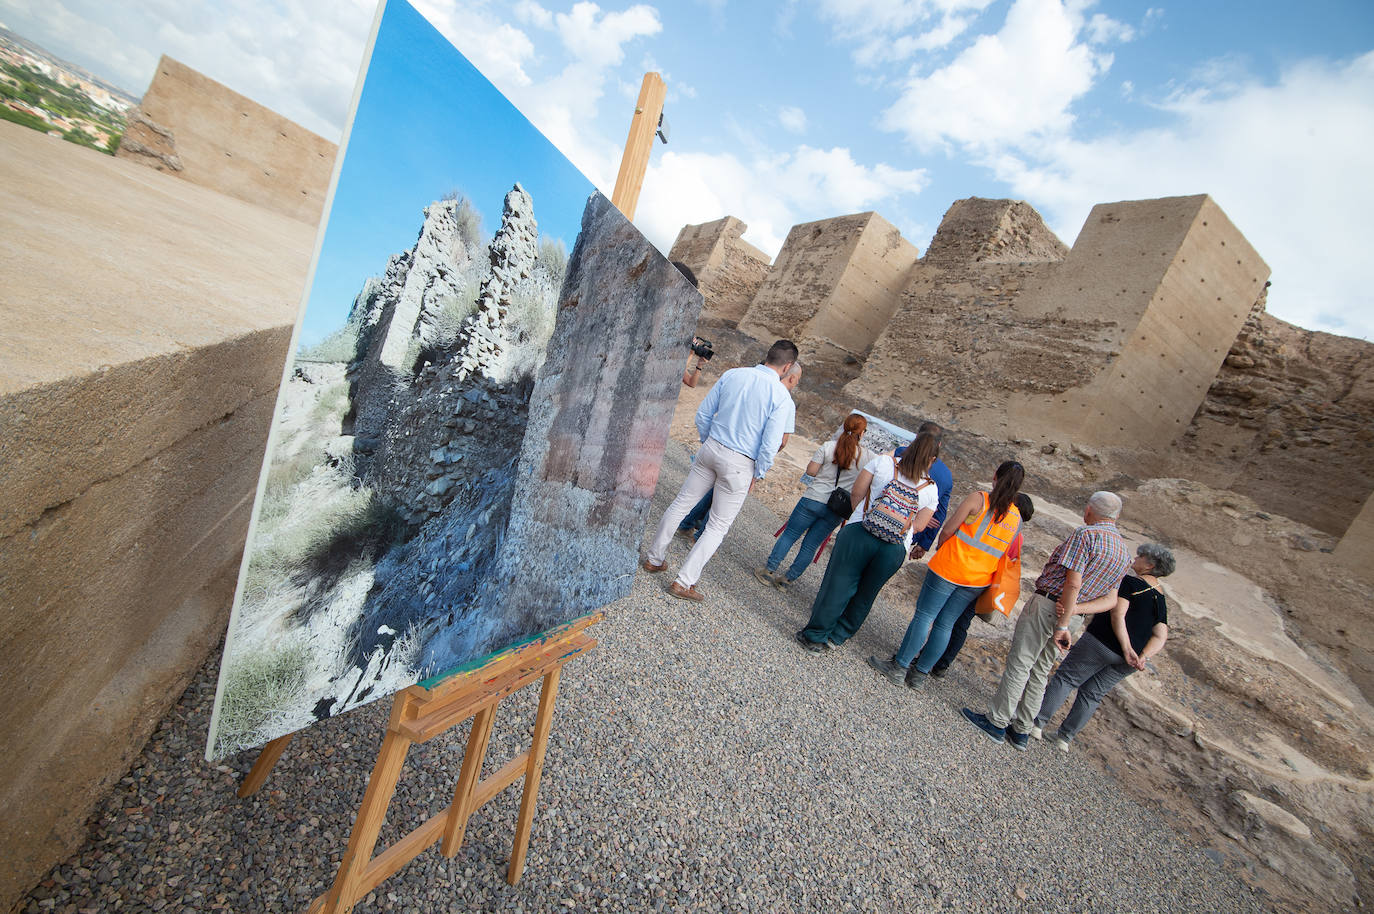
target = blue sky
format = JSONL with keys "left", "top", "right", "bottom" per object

{"left": 5, "top": 0, "right": 1374, "bottom": 338}
{"left": 302, "top": 0, "right": 592, "bottom": 344}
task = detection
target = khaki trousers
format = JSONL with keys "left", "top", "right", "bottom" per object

{"left": 987, "top": 593, "right": 1078, "bottom": 733}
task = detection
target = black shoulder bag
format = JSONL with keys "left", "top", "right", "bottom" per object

{"left": 826, "top": 456, "right": 853, "bottom": 518}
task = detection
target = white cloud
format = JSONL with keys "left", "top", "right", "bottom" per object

{"left": 634, "top": 144, "right": 928, "bottom": 258}
{"left": 988, "top": 52, "right": 1374, "bottom": 340}
{"left": 1085, "top": 12, "right": 1133, "bottom": 44}
{"left": 880, "top": 0, "right": 1111, "bottom": 151}
{"left": 553, "top": 2, "right": 660, "bottom": 69}
{"left": 778, "top": 105, "right": 807, "bottom": 133}
{"left": 817, "top": 0, "right": 995, "bottom": 65}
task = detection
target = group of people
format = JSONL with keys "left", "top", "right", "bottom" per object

{"left": 641, "top": 339, "right": 1172, "bottom": 747}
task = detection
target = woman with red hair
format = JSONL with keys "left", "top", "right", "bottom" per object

{"left": 756, "top": 413, "right": 873, "bottom": 588}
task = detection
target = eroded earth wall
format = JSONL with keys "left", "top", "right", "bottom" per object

{"left": 117, "top": 55, "right": 337, "bottom": 224}
{"left": 0, "top": 122, "right": 309, "bottom": 910}
{"left": 1176, "top": 302, "right": 1374, "bottom": 537}
{"left": 667, "top": 216, "right": 770, "bottom": 324}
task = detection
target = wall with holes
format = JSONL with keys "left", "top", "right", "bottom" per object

{"left": 126, "top": 56, "right": 337, "bottom": 225}
{"left": 1009, "top": 195, "right": 1269, "bottom": 448}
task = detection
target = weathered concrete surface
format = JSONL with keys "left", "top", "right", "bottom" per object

{"left": 844, "top": 198, "right": 1084, "bottom": 419}
{"left": 845, "top": 195, "right": 1268, "bottom": 460}
{"left": 0, "top": 121, "right": 311, "bottom": 910}
{"left": 118, "top": 56, "right": 336, "bottom": 224}
{"left": 495, "top": 191, "right": 703, "bottom": 633}
{"left": 667, "top": 216, "right": 770, "bottom": 324}
{"left": 739, "top": 212, "right": 918, "bottom": 355}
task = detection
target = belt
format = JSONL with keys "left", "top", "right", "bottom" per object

{"left": 1034, "top": 588, "right": 1060, "bottom": 601}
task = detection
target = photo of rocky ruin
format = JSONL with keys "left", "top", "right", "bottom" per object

{"left": 205, "top": 0, "right": 702, "bottom": 759}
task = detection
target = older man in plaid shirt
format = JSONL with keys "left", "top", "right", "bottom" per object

{"left": 962, "top": 491, "right": 1130, "bottom": 750}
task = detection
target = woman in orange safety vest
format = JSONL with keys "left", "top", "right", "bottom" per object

{"left": 867, "top": 460, "right": 1025, "bottom": 689}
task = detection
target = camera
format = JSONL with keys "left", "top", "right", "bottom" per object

{"left": 690, "top": 336, "right": 714, "bottom": 361}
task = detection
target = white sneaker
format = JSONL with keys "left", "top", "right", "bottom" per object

{"left": 1055, "top": 736, "right": 1070, "bottom": 752}
{"left": 1029, "top": 726, "right": 1044, "bottom": 741}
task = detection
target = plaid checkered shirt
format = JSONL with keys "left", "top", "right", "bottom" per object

{"left": 1034, "top": 521, "right": 1131, "bottom": 603}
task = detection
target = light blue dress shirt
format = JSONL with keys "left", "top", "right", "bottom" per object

{"left": 694, "top": 364, "right": 796, "bottom": 479}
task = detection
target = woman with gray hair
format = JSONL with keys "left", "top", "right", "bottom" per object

{"left": 1031, "top": 542, "right": 1174, "bottom": 750}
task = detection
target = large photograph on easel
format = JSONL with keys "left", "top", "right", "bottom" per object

{"left": 206, "top": 0, "right": 701, "bottom": 759}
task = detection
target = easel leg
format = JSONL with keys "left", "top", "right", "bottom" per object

{"left": 507, "top": 667, "right": 561, "bottom": 885}
{"left": 316, "top": 724, "right": 412, "bottom": 914}
{"left": 441, "top": 703, "right": 496, "bottom": 856}
{"left": 237, "top": 732, "right": 294, "bottom": 798}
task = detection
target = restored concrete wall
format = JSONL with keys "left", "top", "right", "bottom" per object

{"left": 0, "top": 122, "right": 310, "bottom": 909}
{"left": 117, "top": 56, "right": 336, "bottom": 225}
{"left": 739, "top": 211, "right": 917, "bottom": 355}
{"left": 738, "top": 213, "right": 868, "bottom": 343}
{"left": 805, "top": 212, "right": 920, "bottom": 354}
{"left": 1009, "top": 196, "right": 1269, "bottom": 447}
{"left": 666, "top": 216, "right": 770, "bottom": 325}
{"left": 844, "top": 198, "right": 1083, "bottom": 421}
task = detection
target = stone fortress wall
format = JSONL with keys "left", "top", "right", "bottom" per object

{"left": 117, "top": 55, "right": 337, "bottom": 224}
{"left": 669, "top": 216, "right": 770, "bottom": 325}
{"left": 737, "top": 211, "right": 919, "bottom": 355}
{"left": 1, "top": 61, "right": 335, "bottom": 909}
{"left": 669, "top": 196, "right": 1373, "bottom": 555}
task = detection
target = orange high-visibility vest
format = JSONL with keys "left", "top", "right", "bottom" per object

{"left": 927, "top": 492, "right": 1021, "bottom": 587}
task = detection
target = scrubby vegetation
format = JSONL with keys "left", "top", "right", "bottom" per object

{"left": 213, "top": 640, "right": 313, "bottom": 756}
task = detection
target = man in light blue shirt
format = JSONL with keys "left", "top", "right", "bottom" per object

{"left": 643, "top": 340, "right": 800, "bottom": 601}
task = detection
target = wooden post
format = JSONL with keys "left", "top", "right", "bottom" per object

{"left": 610, "top": 72, "right": 666, "bottom": 221}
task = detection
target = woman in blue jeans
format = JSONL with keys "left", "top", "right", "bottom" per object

{"left": 869, "top": 460, "right": 1025, "bottom": 689}
{"left": 755, "top": 413, "right": 873, "bottom": 589}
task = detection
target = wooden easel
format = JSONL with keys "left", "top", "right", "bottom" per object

{"left": 236, "top": 71, "right": 665, "bottom": 913}
{"left": 238, "top": 614, "right": 600, "bottom": 914}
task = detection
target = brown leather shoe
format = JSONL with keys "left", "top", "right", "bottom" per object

{"left": 641, "top": 558, "right": 668, "bottom": 573}
{"left": 667, "top": 581, "right": 705, "bottom": 602}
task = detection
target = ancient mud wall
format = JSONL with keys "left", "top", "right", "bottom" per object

{"left": 845, "top": 196, "right": 1268, "bottom": 454}
{"left": 666, "top": 216, "right": 770, "bottom": 324}
{"left": 844, "top": 198, "right": 1098, "bottom": 420}
{"left": 738, "top": 211, "right": 918, "bottom": 355}
{"left": 0, "top": 122, "right": 310, "bottom": 909}
{"left": 118, "top": 56, "right": 336, "bottom": 224}
{"left": 1175, "top": 303, "right": 1374, "bottom": 537}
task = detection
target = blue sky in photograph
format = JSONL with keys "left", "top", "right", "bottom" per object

{"left": 5, "top": 0, "right": 1374, "bottom": 338}
{"left": 300, "top": 0, "right": 593, "bottom": 345}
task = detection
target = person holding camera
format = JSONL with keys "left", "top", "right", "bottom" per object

{"left": 683, "top": 336, "right": 713, "bottom": 388}
{"left": 642, "top": 340, "right": 800, "bottom": 602}
{"left": 755, "top": 412, "right": 872, "bottom": 589}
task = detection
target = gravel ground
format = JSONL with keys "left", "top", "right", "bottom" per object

{"left": 23, "top": 441, "right": 1273, "bottom": 914}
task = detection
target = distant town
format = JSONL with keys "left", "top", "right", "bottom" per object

{"left": 0, "top": 27, "right": 138, "bottom": 155}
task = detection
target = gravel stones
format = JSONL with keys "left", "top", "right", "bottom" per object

{"left": 21, "top": 441, "right": 1271, "bottom": 914}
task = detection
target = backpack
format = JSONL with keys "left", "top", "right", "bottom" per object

{"left": 862, "top": 462, "right": 932, "bottom": 545}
